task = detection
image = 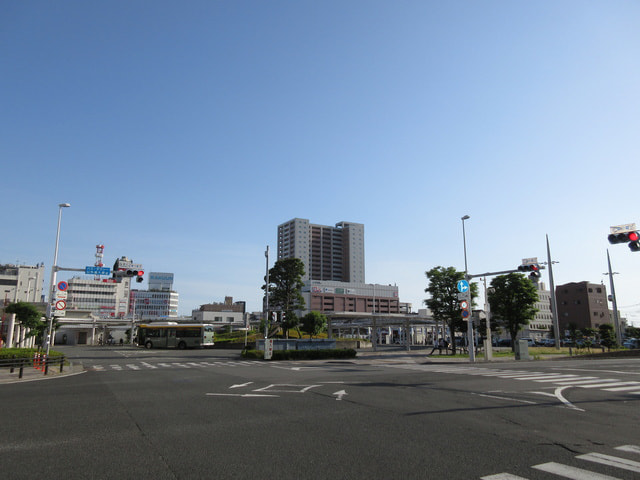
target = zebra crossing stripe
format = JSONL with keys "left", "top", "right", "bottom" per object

{"left": 141, "top": 362, "right": 157, "bottom": 369}
{"left": 577, "top": 452, "right": 640, "bottom": 473}
{"left": 533, "top": 461, "right": 621, "bottom": 479}
{"left": 616, "top": 445, "right": 640, "bottom": 454}
{"left": 602, "top": 383, "right": 640, "bottom": 392}
{"left": 513, "top": 374, "right": 580, "bottom": 381}
{"left": 578, "top": 381, "right": 640, "bottom": 389}
{"left": 126, "top": 364, "right": 140, "bottom": 370}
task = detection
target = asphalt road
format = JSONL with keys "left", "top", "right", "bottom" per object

{"left": 3, "top": 346, "right": 640, "bottom": 479}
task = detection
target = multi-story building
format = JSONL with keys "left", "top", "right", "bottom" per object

{"left": 131, "top": 272, "right": 179, "bottom": 320}
{"left": 0, "top": 263, "right": 46, "bottom": 303}
{"left": 520, "top": 282, "right": 553, "bottom": 342}
{"left": 66, "top": 276, "right": 130, "bottom": 318}
{"left": 303, "top": 281, "right": 400, "bottom": 314}
{"left": 192, "top": 296, "right": 246, "bottom": 329}
{"left": 555, "top": 281, "right": 610, "bottom": 334}
{"left": 278, "top": 218, "right": 365, "bottom": 283}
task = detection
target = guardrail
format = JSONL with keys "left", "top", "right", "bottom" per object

{"left": 0, "top": 354, "right": 67, "bottom": 379}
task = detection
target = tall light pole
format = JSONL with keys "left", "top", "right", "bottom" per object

{"left": 46, "top": 203, "right": 70, "bottom": 355}
{"left": 264, "top": 246, "right": 270, "bottom": 340}
{"left": 546, "top": 235, "right": 561, "bottom": 349}
{"left": 461, "top": 215, "right": 474, "bottom": 362}
{"left": 605, "top": 249, "right": 622, "bottom": 345}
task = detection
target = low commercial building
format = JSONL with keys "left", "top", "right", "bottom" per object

{"left": 192, "top": 296, "right": 247, "bottom": 330}
{"left": 302, "top": 280, "right": 400, "bottom": 314}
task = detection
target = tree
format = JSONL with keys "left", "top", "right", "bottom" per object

{"left": 599, "top": 323, "right": 617, "bottom": 350}
{"left": 424, "top": 266, "right": 478, "bottom": 355}
{"left": 487, "top": 273, "right": 538, "bottom": 351}
{"left": 5, "top": 302, "right": 46, "bottom": 339}
{"left": 301, "top": 311, "right": 327, "bottom": 339}
{"left": 264, "top": 258, "right": 306, "bottom": 338}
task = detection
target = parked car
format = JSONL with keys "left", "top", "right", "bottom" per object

{"left": 623, "top": 338, "right": 640, "bottom": 349}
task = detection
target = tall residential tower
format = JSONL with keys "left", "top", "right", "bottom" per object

{"left": 277, "top": 218, "right": 365, "bottom": 283}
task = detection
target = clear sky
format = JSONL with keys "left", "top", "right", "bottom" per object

{"left": 3, "top": 1, "right": 640, "bottom": 325}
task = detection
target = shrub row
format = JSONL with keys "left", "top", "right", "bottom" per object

{"left": 0, "top": 348, "right": 64, "bottom": 360}
{"left": 242, "top": 348, "right": 357, "bottom": 361}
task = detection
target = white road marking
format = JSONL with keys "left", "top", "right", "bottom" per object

{"left": 333, "top": 390, "right": 347, "bottom": 401}
{"left": 481, "top": 474, "right": 529, "bottom": 480}
{"left": 577, "top": 452, "right": 640, "bottom": 473}
{"left": 230, "top": 382, "right": 253, "bottom": 389}
{"left": 533, "top": 461, "right": 620, "bottom": 479}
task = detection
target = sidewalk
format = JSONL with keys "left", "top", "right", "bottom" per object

{"left": 353, "top": 348, "right": 515, "bottom": 364}
{"left": 0, "top": 360, "right": 84, "bottom": 384}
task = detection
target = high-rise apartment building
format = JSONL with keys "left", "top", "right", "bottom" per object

{"left": 278, "top": 218, "right": 365, "bottom": 283}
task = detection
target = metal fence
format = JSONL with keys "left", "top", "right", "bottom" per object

{"left": 0, "top": 353, "right": 67, "bottom": 378}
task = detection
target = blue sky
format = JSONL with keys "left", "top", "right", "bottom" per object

{"left": 2, "top": 1, "right": 640, "bottom": 325}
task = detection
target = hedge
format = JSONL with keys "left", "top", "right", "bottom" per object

{"left": 242, "top": 348, "right": 357, "bottom": 361}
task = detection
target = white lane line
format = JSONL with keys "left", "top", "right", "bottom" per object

{"left": 533, "top": 461, "right": 621, "bottom": 479}
{"left": 577, "top": 452, "right": 640, "bottom": 473}
{"left": 513, "top": 375, "right": 580, "bottom": 381}
{"left": 481, "top": 473, "right": 529, "bottom": 479}
{"left": 473, "top": 393, "right": 538, "bottom": 405}
{"left": 206, "top": 393, "right": 278, "bottom": 398}
{"left": 530, "top": 387, "right": 584, "bottom": 412}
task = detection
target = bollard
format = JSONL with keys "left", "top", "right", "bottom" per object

{"left": 19, "top": 359, "right": 24, "bottom": 379}
{"left": 60, "top": 357, "right": 64, "bottom": 373}
{"left": 44, "top": 356, "right": 49, "bottom": 375}
{"left": 10, "top": 355, "right": 16, "bottom": 373}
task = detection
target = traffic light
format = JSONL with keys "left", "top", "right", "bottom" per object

{"left": 608, "top": 231, "right": 640, "bottom": 252}
{"left": 518, "top": 263, "right": 541, "bottom": 279}
{"left": 136, "top": 270, "right": 144, "bottom": 283}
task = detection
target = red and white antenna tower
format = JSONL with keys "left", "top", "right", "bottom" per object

{"left": 95, "top": 244, "right": 105, "bottom": 280}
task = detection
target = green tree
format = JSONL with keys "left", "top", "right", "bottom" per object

{"left": 488, "top": 273, "right": 538, "bottom": 351}
{"left": 301, "top": 311, "right": 327, "bottom": 339}
{"left": 599, "top": 323, "right": 617, "bottom": 350}
{"left": 424, "top": 266, "right": 478, "bottom": 355}
{"left": 5, "top": 302, "right": 46, "bottom": 339}
{"left": 264, "top": 258, "right": 306, "bottom": 338}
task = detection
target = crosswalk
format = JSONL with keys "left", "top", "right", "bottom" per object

{"left": 87, "top": 360, "right": 266, "bottom": 371}
{"left": 386, "top": 364, "right": 640, "bottom": 395}
{"left": 482, "top": 444, "right": 640, "bottom": 479}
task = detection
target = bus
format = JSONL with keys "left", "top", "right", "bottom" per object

{"left": 136, "top": 323, "right": 215, "bottom": 349}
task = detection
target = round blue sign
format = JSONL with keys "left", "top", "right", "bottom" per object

{"left": 456, "top": 280, "right": 470, "bottom": 293}
{"left": 57, "top": 281, "right": 68, "bottom": 291}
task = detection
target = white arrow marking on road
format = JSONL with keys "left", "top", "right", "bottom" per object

{"left": 230, "top": 382, "right": 253, "bottom": 389}
{"left": 333, "top": 390, "right": 347, "bottom": 401}
{"left": 530, "top": 386, "right": 584, "bottom": 412}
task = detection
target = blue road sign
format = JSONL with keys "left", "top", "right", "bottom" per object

{"left": 456, "top": 280, "right": 470, "bottom": 293}
{"left": 85, "top": 266, "right": 111, "bottom": 276}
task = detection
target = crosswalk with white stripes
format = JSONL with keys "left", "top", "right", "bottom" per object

{"left": 481, "top": 444, "right": 640, "bottom": 479}
{"left": 386, "top": 364, "right": 640, "bottom": 395}
{"left": 88, "top": 360, "right": 266, "bottom": 371}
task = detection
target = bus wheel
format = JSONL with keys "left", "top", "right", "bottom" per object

{"left": 178, "top": 341, "right": 186, "bottom": 349}
{"left": 145, "top": 341, "right": 153, "bottom": 349}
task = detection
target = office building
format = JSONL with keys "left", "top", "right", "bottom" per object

{"left": 0, "top": 263, "right": 46, "bottom": 304}
{"left": 555, "top": 281, "right": 610, "bottom": 333}
{"left": 277, "top": 218, "right": 365, "bottom": 283}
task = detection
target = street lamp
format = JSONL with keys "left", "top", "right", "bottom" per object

{"left": 461, "top": 215, "right": 474, "bottom": 362}
{"left": 605, "top": 249, "right": 622, "bottom": 345}
{"left": 46, "top": 203, "right": 70, "bottom": 355}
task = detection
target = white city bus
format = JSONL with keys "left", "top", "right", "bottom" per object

{"left": 136, "top": 323, "right": 215, "bottom": 349}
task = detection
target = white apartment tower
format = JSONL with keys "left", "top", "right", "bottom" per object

{"left": 277, "top": 218, "right": 365, "bottom": 283}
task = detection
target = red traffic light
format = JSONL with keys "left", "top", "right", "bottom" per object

{"left": 137, "top": 270, "right": 144, "bottom": 276}
{"left": 609, "top": 232, "right": 639, "bottom": 244}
